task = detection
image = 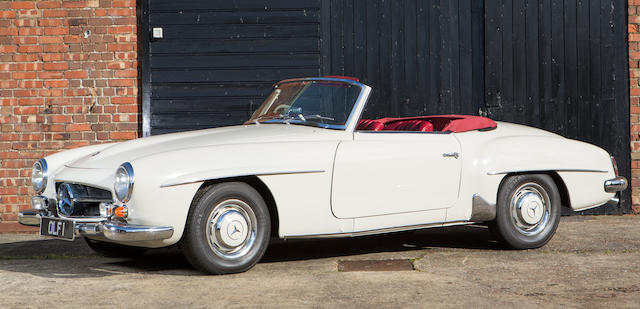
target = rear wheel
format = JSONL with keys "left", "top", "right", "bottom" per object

{"left": 84, "top": 238, "right": 147, "bottom": 257}
{"left": 181, "top": 182, "right": 271, "bottom": 274}
{"left": 493, "top": 174, "right": 561, "bottom": 249}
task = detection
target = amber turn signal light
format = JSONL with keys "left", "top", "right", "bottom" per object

{"left": 114, "top": 205, "right": 128, "bottom": 218}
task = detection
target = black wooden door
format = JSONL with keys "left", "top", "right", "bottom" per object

{"left": 483, "top": 0, "right": 631, "bottom": 214}
{"left": 140, "top": 0, "right": 630, "bottom": 213}
{"left": 322, "top": 0, "right": 485, "bottom": 119}
{"left": 142, "top": 0, "right": 323, "bottom": 135}
{"left": 141, "top": 0, "right": 484, "bottom": 134}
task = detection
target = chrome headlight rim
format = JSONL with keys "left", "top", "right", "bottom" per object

{"left": 114, "top": 162, "right": 134, "bottom": 203}
{"left": 32, "top": 159, "right": 48, "bottom": 194}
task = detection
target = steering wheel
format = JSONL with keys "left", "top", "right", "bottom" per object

{"left": 273, "top": 104, "right": 290, "bottom": 115}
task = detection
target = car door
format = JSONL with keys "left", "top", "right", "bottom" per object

{"left": 331, "top": 131, "right": 462, "bottom": 218}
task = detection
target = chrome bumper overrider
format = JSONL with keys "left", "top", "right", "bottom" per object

{"left": 18, "top": 210, "right": 173, "bottom": 242}
{"left": 604, "top": 176, "right": 628, "bottom": 193}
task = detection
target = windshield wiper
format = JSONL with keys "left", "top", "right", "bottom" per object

{"left": 253, "top": 114, "right": 292, "bottom": 124}
{"left": 302, "top": 114, "right": 334, "bottom": 122}
{"left": 254, "top": 114, "right": 333, "bottom": 128}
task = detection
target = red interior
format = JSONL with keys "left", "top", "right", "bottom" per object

{"left": 382, "top": 119, "right": 433, "bottom": 132}
{"left": 356, "top": 115, "right": 497, "bottom": 133}
{"left": 357, "top": 119, "right": 385, "bottom": 131}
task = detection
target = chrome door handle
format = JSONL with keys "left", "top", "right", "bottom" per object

{"left": 442, "top": 152, "right": 459, "bottom": 159}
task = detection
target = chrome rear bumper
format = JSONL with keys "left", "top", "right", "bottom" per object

{"left": 604, "top": 176, "right": 628, "bottom": 193}
{"left": 18, "top": 210, "right": 173, "bottom": 242}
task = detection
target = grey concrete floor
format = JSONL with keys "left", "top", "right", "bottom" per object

{"left": 0, "top": 215, "right": 639, "bottom": 308}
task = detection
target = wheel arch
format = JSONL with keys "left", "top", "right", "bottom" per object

{"left": 192, "top": 176, "right": 280, "bottom": 238}
{"left": 497, "top": 171, "right": 571, "bottom": 211}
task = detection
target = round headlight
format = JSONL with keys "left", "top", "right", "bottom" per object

{"left": 114, "top": 162, "right": 134, "bottom": 203}
{"left": 32, "top": 159, "right": 48, "bottom": 194}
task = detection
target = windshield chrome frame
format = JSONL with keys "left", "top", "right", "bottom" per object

{"left": 258, "top": 77, "right": 371, "bottom": 132}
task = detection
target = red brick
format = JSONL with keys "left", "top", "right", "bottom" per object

{"left": 43, "top": 44, "right": 68, "bottom": 52}
{"left": 37, "top": 1, "right": 62, "bottom": 9}
{"left": 18, "top": 28, "right": 43, "bottom": 36}
{"left": 0, "top": 45, "right": 17, "bottom": 53}
{"left": 0, "top": 11, "right": 17, "bottom": 18}
{"left": 107, "top": 8, "right": 132, "bottom": 16}
{"left": 12, "top": 72, "right": 37, "bottom": 79}
{"left": 109, "top": 79, "right": 135, "bottom": 87}
{"left": 110, "top": 131, "right": 136, "bottom": 140}
{"left": 44, "top": 27, "right": 68, "bottom": 35}
{"left": 10, "top": 2, "right": 35, "bottom": 9}
{"left": 18, "top": 98, "right": 44, "bottom": 106}
{"left": 38, "top": 71, "right": 63, "bottom": 79}
{"left": 44, "top": 80, "right": 69, "bottom": 88}
{"left": 13, "top": 54, "right": 39, "bottom": 62}
{"left": 17, "top": 45, "right": 41, "bottom": 53}
{"left": 114, "top": 69, "right": 137, "bottom": 78}
{"left": 112, "top": 0, "right": 135, "bottom": 7}
{"left": 43, "top": 62, "right": 68, "bottom": 71}
{"left": 43, "top": 9, "right": 66, "bottom": 17}
{"left": 64, "top": 70, "right": 88, "bottom": 79}
{"left": 0, "top": 28, "right": 18, "bottom": 36}
{"left": 41, "top": 54, "right": 63, "bottom": 61}
{"left": 66, "top": 123, "right": 91, "bottom": 131}
{"left": 62, "top": 1, "right": 86, "bottom": 8}
{"left": 111, "top": 97, "right": 136, "bottom": 104}
{"left": 39, "top": 36, "right": 64, "bottom": 44}
{"left": 14, "top": 36, "right": 38, "bottom": 44}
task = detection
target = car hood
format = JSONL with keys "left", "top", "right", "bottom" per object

{"left": 67, "top": 124, "right": 345, "bottom": 169}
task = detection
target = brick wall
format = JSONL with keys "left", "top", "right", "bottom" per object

{"left": 0, "top": 0, "right": 139, "bottom": 222}
{"left": 630, "top": 0, "right": 640, "bottom": 214}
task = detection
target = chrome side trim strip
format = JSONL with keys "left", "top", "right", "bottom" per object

{"left": 283, "top": 221, "right": 471, "bottom": 239}
{"left": 160, "top": 170, "right": 325, "bottom": 188}
{"left": 470, "top": 194, "right": 496, "bottom": 222}
{"left": 487, "top": 169, "right": 608, "bottom": 175}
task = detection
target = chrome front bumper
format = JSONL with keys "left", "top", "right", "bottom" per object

{"left": 18, "top": 210, "right": 173, "bottom": 242}
{"left": 604, "top": 176, "right": 628, "bottom": 193}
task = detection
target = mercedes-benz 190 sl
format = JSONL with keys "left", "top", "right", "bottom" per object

{"left": 19, "top": 76, "right": 627, "bottom": 274}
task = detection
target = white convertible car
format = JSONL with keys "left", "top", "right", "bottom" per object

{"left": 20, "top": 77, "right": 627, "bottom": 274}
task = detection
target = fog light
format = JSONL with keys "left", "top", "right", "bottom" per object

{"left": 30, "top": 196, "right": 47, "bottom": 210}
{"left": 114, "top": 205, "right": 128, "bottom": 218}
{"left": 99, "top": 203, "right": 115, "bottom": 218}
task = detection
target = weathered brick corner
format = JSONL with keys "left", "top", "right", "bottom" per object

{"left": 0, "top": 0, "right": 139, "bottom": 222}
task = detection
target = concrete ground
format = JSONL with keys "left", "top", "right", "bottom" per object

{"left": 0, "top": 216, "right": 639, "bottom": 308}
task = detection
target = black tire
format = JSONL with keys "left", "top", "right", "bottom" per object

{"left": 493, "top": 174, "right": 561, "bottom": 249}
{"left": 181, "top": 182, "right": 271, "bottom": 275}
{"left": 84, "top": 238, "right": 147, "bottom": 257}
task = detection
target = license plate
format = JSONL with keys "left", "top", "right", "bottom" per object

{"left": 40, "top": 217, "right": 75, "bottom": 241}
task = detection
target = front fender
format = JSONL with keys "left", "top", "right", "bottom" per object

{"left": 126, "top": 141, "right": 340, "bottom": 245}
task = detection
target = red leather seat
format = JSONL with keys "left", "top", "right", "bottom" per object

{"left": 357, "top": 119, "right": 385, "bottom": 131}
{"left": 382, "top": 119, "right": 433, "bottom": 132}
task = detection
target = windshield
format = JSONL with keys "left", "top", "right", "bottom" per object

{"left": 246, "top": 79, "right": 363, "bottom": 129}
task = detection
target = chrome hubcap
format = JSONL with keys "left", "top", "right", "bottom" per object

{"left": 510, "top": 183, "right": 550, "bottom": 235}
{"left": 206, "top": 199, "right": 257, "bottom": 259}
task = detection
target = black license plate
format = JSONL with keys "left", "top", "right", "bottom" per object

{"left": 40, "top": 217, "right": 75, "bottom": 241}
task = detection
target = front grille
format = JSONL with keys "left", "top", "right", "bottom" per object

{"left": 55, "top": 182, "right": 113, "bottom": 217}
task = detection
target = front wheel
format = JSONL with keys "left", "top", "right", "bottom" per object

{"left": 493, "top": 174, "right": 561, "bottom": 249}
{"left": 181, "top": 182, "right": 271, "bottom": 274}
